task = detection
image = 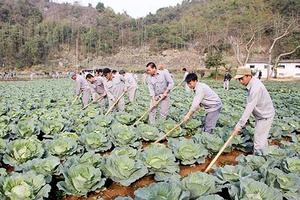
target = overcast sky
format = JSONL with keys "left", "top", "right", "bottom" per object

{"left": 53, "top": 0, "right": 183, "bottom": 18}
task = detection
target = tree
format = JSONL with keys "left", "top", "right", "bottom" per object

{"left": 96, "top": 2, "right": 104, "bottom": 12}
{"left": 204, "top": 53, "right": 225, "bottom": 80}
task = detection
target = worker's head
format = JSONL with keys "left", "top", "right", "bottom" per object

{"left": 234, "top": 67, "right": 252, "bottom": 86}
{"left": 145, "top": 62, "right": 157, "bottom": 76}
{"left": 182, "top": 68, "right": 187, "bottom": 72}
{"left": 157, "top": 65, "right": 164, "bottom": 70}
{"left": 119, "top": 70, "right": 126, "bottom": 76}
{"left": 103, "top": 68, "right": 112, "bottom": 80}
{"left": 69, "top": 72, "right": 76, "bottom": 80}
{"left": 185, "top": 73, "right": 198, "bottom": 89}
{"left": 86, "top": 73, "right": 95, "bottom": 83}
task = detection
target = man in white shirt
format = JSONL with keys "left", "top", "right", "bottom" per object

{"left": 86, "top": 73, "right": 107, "bottom": 107}
{"left": 69, "top": 72, "right": 91, "bottom": 106}
{"left": 233, "top": 67, "right": 275, "bottom": 153}
{"left": 119, "top": 70, "right": 138, "bottom": 102}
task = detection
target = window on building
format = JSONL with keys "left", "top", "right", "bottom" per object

{"left": 278, "top": 65, "right": 285, "bottom": 69}
{"left": 250, "top": 65, "right": 255, "bottom": 68}
{"left": 264, "top": 65, "right": 268, "bottom": 69}
{"left": 295, "top": 65, "right": 300, "bottom": 69}
{"left": 295, "top": 73, "right": 300, "bottom": 76}
{"left": 278, "top": 73, "right": 284, "bottom": 76}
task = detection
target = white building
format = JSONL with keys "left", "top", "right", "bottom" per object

{"left": 245, "top": 59, "right": 300, "bottom": 78}
{"left": 276, "top": 60, "right": 300, "bottom": 78}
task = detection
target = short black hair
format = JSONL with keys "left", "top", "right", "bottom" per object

{"left": 146, "top": 62, "right": 156, "bottom": 69}
{"left": 86, "top": 73, "right": 94, "bottom": 79}
{"left": 112, "top": 70, "right": 117, "bottom": 74}
{"left": 182, "top": 68, "right": 187, "bottom": 71}
{"left": 119, "top": 70, "right": 126, "bottom": 74}
{"left": 102, "top": 68, "right": 111, "bottom": 76}
{"left": 185, "top": 73, "right": 198, "bottom": 83}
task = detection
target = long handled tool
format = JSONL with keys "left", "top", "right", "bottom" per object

{"left": 70, "top": 95, "right": 79, "bottom": 106}
{"left": 204, "top": 131, "right": 235, "bottom": 172}
{"left": 82, "top": 95, "right": 104, "bottom": 110}
{"left": 171, "top": 82, "right": 182, "bottom": 92}
{"left": 133, "top": 98, "right": 164, "bottom": 127}
{"left": 154, "top": 120, "right": 185, "bottom": 143}
{"left": 105, "top": 91, "right": 126, "bottom": 116}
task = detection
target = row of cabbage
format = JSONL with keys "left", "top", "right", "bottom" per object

{"left": 0, "top": 78, "right": 299, "bottom": 199}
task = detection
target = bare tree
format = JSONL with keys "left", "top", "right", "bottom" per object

{"left": 266, "top": 19, "right": 299, "bottom": 80}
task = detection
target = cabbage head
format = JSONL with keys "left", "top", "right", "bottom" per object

{"left": 22, "top": 156, "right": 61, "bottom": 183}
{"left": 3, "top": 136, "right": 44, "bottom": 170}
{"left": 80, "top": 132, "right": 112, "bottom": 152}
{"left": 168, "top": 137, "right": 208, "bottom": 165}
{"left": 101, "top": 154, "right": 148, "bottom": 186}
{"left": 110, "top": 123, "right": 140, "bottom": 147}
{"left": 180, "top": 171, "right": 219, "bottom": 199}
{"left": 138, "top": 143, "right": 179, "bottom": 181}
{"left": 281, "top": 157, "right": 300, "bottom": 175}
{"left": 44, "top": 137, "right": 78, "bottom": 159}
{"left": 1, "top": 171, "right": 51, "bottom": 200}
{"left": 57, "top": 163, "right": 106, "bottom": 197}
{"left": 134, "top": 182, "right": 190, "bottom": 200}
{"left": 229, "top": 177, "right": 283, "bottom": 200}
{"left": 136, "top": 124, "right": 163, "bottom": 141}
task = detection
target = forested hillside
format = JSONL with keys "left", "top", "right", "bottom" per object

{"left": 0, "top": 0, "right": 299, "bottom": 72}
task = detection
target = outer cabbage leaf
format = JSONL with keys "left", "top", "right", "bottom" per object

{"left": 168, "top": 137, "right": 208, "bottom": 165}
{"left": 134, "top": 182, "right": 190, "bottom": 200}
{"left": 111, "top": 146, "right": 138, "bottom": 159}
{"left": 192, "top": 132, "right": 225, "bottom": 153}
{"left": 195, "top": 195, "right": 224, "bottom": 200}
{"left": 57, "top": 163, "right": 105, "bottom": 197}
{"left": 115, "top": 112, "right": 136, "bottom": 125}
{"left": 101, "top": 154, "right": 148, "bottom": 186}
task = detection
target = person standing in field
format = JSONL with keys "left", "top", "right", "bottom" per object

{"left": 69, "top": 72, "right": 91, "bottom": 107}
{"left": 119, "top": 70, "right": 138, "bottom": 102}
{"left": 181, "top": 68, "right": 190, "bottom": 92}
{"left": 183, "top": 73, "right": 222, "bottom": 134}
{"left": 146, "top": 62, "right": 174, "bottom": 124}
{"left": 233, "top": 67, "right": 275, "bottom": 153}
{"left": 102, "top": 68, "right": 127, "bottom": 112}
{"left": 86, "top": 73, "right": 107, "bottom": 107}
{"left": 223, "top": 70, "right": 232, "bottom": 90}
{"left": 258, "top": 70, "right": 262, "bottom": 79}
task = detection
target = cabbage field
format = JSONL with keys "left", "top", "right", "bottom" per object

{"left": 0, "top": 78, "right": 299, "bottom": 200}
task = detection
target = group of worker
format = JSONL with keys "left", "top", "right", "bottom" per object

{"left": 70, "top": 63, "right": 275, "bottom": 154}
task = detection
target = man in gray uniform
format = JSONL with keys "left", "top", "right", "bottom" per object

{"left": 146, "top": 62, "right": 174, "bottom": 124}
{"left": 86, "top": 73, "right": 107, "bottom": 107}
{"left": 233, "top": 67, "right": 275, "bottom": 153}
{"left": 69, "top": 72, "right": 91, "bottom": 106}
{"left": 119, "top": 70, "right": 138, "bottom": 102}
{"left": 102, "top": 68, "right": 127, "bottom": 112}
{"left": 183, "top": 73, "right": 222, "bottom": 133}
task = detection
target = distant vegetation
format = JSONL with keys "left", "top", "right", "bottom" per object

{"left": 0, "top": 0, "right": 299, "bottom": 71}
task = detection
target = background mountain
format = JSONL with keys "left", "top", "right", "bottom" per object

{"left": 0, "top": 0, "right": 299, "bottom": 74}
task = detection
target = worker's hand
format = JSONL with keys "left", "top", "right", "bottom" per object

{"left": 196, "top": 105, "right": 201, "bottom": 111}
{"left": 233, "top": 127, "right": 240, "bottom": 136}
{"left": 151, "top": 99, "right": 157, "bottom": 107}
{"left": 101, "top": 94, "right": 106, "bottom": 97}
{"left": 75, "top": 95, "right": 79, "bottom": 99}
{"left": 123, "top": 89, "right": 127, "bottom": 93}
{"left": 162, "top": 90, "right": 168, "bottom": 99}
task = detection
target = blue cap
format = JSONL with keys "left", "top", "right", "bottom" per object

{"left": 69, "top": 72, "right": 76, "bottom": 78}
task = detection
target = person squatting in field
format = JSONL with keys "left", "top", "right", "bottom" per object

{"left": 183, "top": 73, "right": 222, "bottom": 134}
{"left": 119, "top": 70, "right": 138, "bottom": 102}
{"left": 69, "top": 72, "right": 91, "bottom": 107}
{"left": 146, "top": 62, "right": 174, "bottom": 124}
{"left": 233, "top": 67, "right": 275, "bottom": 153}
{"left": 86, "top": 73, "right": 107, "bottom": 107}
{"left": 102, "top": 68, "right": 127, "bottom": 112}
